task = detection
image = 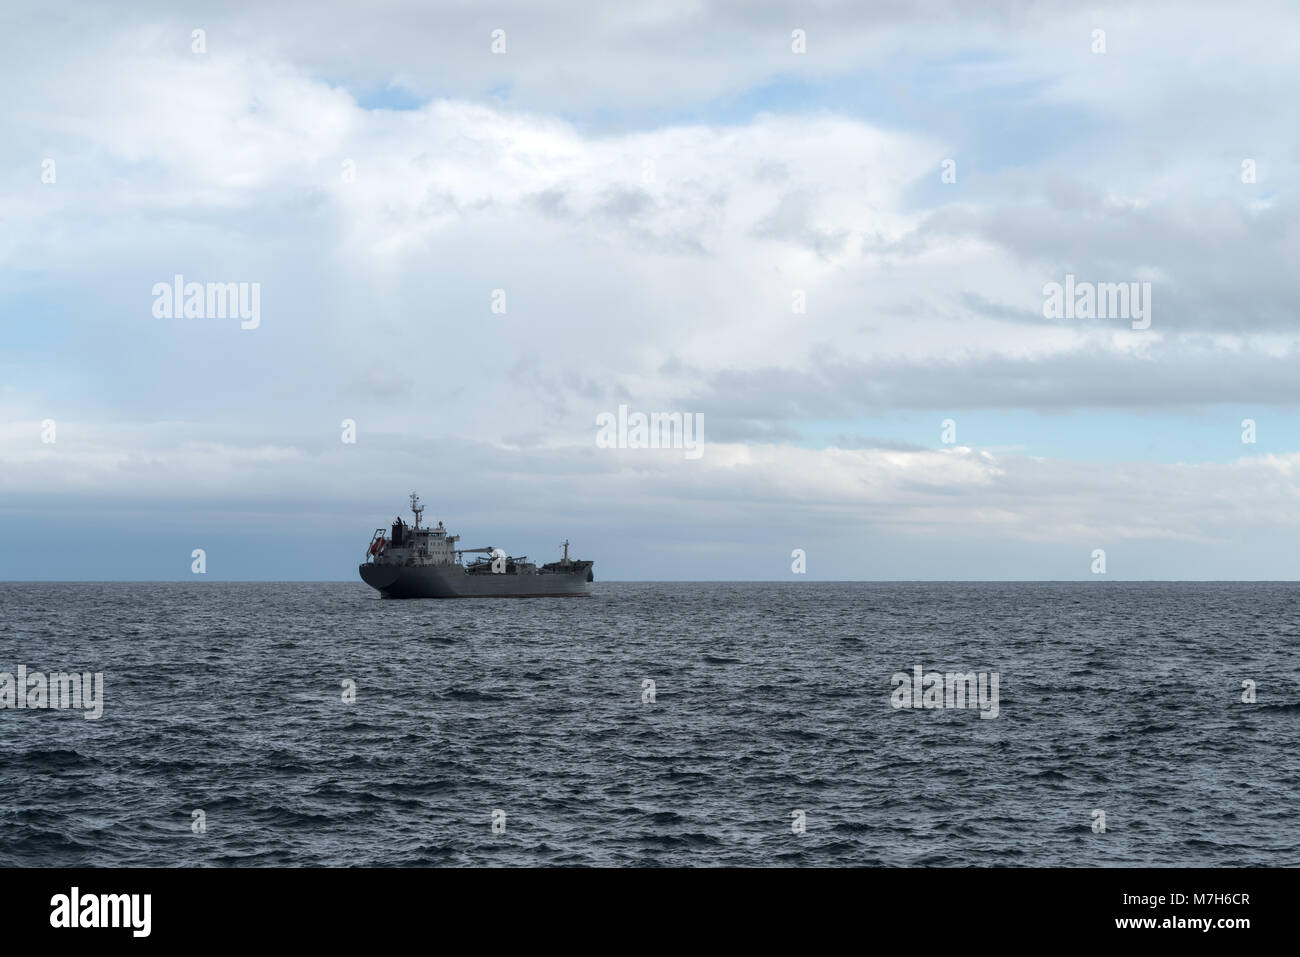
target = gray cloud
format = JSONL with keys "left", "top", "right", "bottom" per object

{"left": 686, "top": 345, "right": 1300, "bottom": 418}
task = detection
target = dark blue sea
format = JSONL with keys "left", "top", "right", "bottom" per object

{"left": 1, "top": 582, "right": 1297, "bottom": 866}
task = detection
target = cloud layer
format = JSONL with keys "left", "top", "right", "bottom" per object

{"left": 1, "top": 1, "right": 1297, "bottom": 578}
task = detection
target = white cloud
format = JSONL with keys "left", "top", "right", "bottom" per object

{"left": 2, "top": 0, "right": 1298, "bottom": 577}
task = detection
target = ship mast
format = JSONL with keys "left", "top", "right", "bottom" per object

{"left": 410, "top": 492, "right": 424, "bottom": 530}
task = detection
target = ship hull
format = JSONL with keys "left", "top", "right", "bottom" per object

{"left": 359, "top": 563, "right": 592, "bottom": 598}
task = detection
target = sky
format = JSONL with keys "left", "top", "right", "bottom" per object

{"left": 2, "top": 0, "right": 1299, "bottom": 580}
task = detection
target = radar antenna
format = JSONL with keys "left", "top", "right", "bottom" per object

{"left": 410, "top": 492, "right": 424, "bottom": 530}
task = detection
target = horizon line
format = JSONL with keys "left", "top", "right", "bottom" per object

{"left": 3, "top": 579, "right": 1298, "bottom": 585}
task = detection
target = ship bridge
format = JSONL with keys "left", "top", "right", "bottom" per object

{"left": 365, "top": 493, "right": 495, "bottom": 568}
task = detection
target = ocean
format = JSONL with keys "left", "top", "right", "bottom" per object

{"left": 1, "top": 581, "right": 1296, "bottom": 866}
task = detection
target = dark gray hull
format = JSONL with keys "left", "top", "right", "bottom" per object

{"left": 359, "top": 563, "right": 592, "bottom": 598}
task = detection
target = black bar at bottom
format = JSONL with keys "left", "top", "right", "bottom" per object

{"left": 0, "top": 866, "right": 1283, "bottom": 943}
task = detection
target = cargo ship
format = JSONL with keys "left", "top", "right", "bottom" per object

{"left": 359, "top": 494, "right": 594, "bottom": 598}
